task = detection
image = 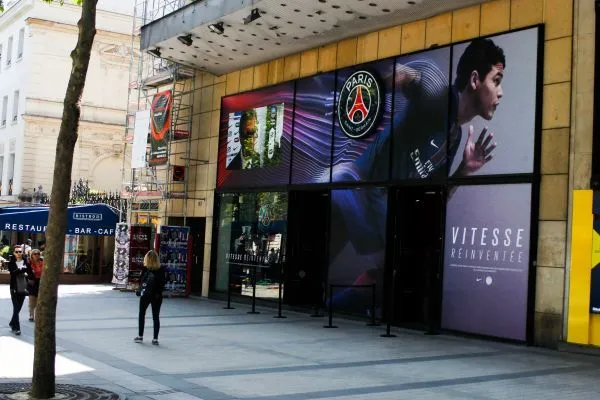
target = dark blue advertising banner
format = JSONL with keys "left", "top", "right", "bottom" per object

{"left": 328, "top": 187, "right": 387, "bottom": 316}
{"left": 332, "top": 59, "right": 394, "bottom": 183}
{"left": 441, "top": 183, "right": 532, "bottom": 341}
{"left": 291, "top": 73, "right": 336, "bottom": 184}
{"left": 392, "top": 47, "right": 451, "bottom": 180}
{"left": 159, "top": 225, "right": 190, "bottom": 295}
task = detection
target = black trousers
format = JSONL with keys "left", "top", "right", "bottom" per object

{"left": 138, "top": 294, "right": 163, "bottom": 339}
{"left": 10, "top": 292, "right": 26, "bottom": 331}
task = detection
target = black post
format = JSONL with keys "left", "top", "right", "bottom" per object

{"left": 323, "top": 284, "right": 338, "bottom": 328}
{"left": 367, "top": 284, "right": 379, "bottom": 326}
{"left": 310, "top": 282, "right": 324, "bottom": 317}
{"left": 381, "top": 269, "right": 397, "bottom": 338}
{"left": 248, "top": 265, "right": 260, "bottom": 314}
{"left": 273, "top": 264, "right": 286, "bottom": 319}
{"left": 425, "top": 251, "right": 441, "bottom": 335}
{"left": 223, "top": 265, "right": 235, "bottom": 310}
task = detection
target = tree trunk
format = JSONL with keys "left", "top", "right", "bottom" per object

{"left": 31, "top": 1, "right": 98, "bottom": 398}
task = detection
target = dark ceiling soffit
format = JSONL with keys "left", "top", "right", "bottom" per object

{"left": 140, "top": 0, "right": 247, "bottom": 51}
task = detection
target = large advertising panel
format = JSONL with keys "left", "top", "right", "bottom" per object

{"left": 392, "top": 48, "right": 451, "bottom": 180}
{"left": 128, "top": 225, "right": 153, "bottom": 284}
{"left": 448, "top": 28, "right": 540, "bottom": 177}
{"left": 149, "top": 90, "right": 172, "bottom": 166}
{"left": 332, "top": 59, "right": 394, "bottom": 183}
{"left": 328, "top": 188, "right": 387, "bottom": 315}
{"left": 441, "top": 183, "right": 532, "bottom": 340}
{"left": 291, "top": 73, "right": 336, "bottom": 184}
{"left": 159, "top": 225, "right": 190, "bottom": 295}
{"left": 226, "top": 103, "right": 284, "bottom": 170}
{"left": 218, "top": 82, "right": 294, "bottom": 188}
{"left": 112, "top": 223, "right": 130, "bottom": 286}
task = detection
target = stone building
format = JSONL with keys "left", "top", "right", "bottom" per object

{"left": 135, "top": 0, "right": 595, "bottom": 349}
{"left": 0, "top": 0, "right": 133, "bottom": 199}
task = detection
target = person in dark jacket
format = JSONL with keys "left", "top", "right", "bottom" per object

{"left": 8, "top": 245, "right": 33, "bottom": 335}
{"left": 134, "top": 250, "right": 166, "bottom": 345}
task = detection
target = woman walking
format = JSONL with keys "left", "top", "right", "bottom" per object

{"left": 134, "top": 250, "right": 166, "bottom": 345}
{"left": 8, "top": 245, "right": 33, "bottom": 335}
{"left": 28, "top": 249, "right": 43, "bottom": 321}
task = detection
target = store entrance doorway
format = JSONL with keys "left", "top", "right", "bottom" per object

{"left": 285, "top": 190, "right": 330, "bottom": 308}
{"left": 387, "top": 187, "right": 444, "bottom": 331}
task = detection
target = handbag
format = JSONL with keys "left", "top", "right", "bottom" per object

{"left": 15, "top": 273, "right": 29, "bottom": 296}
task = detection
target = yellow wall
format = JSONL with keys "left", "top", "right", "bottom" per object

{"left": 567, "top": 190, "right": 600, "bottom": 347}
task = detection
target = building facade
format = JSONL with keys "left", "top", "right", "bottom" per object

{"left": 137, "top": 0, "right": 593, "bottom": 349}
{"left": 0, "top": 0, "right": 133, "bottom": 200}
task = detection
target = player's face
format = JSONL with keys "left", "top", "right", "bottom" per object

{"left": 476, "top": 63, "right": 504, "bottom": 120}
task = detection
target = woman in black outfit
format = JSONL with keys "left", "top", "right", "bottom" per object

{"left": 134, "top": 250, "right": 166, "bottom": 345}
{"left": 8, "top": 245, "right": 33, "bottom": 335}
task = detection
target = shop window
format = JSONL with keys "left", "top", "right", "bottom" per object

{"left": 214, "top": 192, "right": 288, "bottom": 300}
{"left": 63, "top": 234, "right": 108, "bottom": 276}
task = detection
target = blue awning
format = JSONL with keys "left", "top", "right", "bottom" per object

{"left": 0, "top": 204, "right": 119, "bottom": 236}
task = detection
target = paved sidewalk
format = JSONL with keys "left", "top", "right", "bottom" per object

{"left": 1, "top": 284, "right": 600, "bottom": 399}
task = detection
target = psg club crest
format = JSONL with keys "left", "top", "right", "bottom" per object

{"left": 338, "top": 70, "right": 382, "bottom": 139}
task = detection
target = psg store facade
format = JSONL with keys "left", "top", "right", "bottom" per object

{"left": 211, "top": 25, "right": 544, "bottom": 343}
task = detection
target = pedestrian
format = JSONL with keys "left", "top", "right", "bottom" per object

{"left": 8, "top": 245, "right": 33, "bottom": 335}
{"left": 28, "top": 249, "right": 44, "bottom": 322}
{"left": 134, "top": 250, "right": 166, "bottom": 345}
{"left": 23, "top": 239, "right": 32, "bottom": 258}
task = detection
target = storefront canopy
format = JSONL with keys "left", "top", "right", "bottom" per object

{"left": 0, "top": 204, "right": 119, "bottom": 236}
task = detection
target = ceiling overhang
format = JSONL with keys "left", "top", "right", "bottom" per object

{"left": 141, "top": 0, "right": 489, "bottom": 76}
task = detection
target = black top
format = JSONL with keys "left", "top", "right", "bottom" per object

{"left": 140, "top": 266, "right": 167, "bottom": 296}
{"left": 7, "top": 256, "right": 33, "bottom": 293}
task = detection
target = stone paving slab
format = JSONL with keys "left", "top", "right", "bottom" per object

{"left": 1, "top": 284, "right": 600, "bottom": 400}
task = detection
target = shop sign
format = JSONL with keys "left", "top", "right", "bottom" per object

{"left": 73, "top": 212, "right": 103, "bottom": 221}
{"left": 337, "top": 70, "right": 382, "bottom": 139}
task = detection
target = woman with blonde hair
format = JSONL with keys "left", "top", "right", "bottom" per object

{"left": 134, "top": 250, "right": 167, "bottom": 345}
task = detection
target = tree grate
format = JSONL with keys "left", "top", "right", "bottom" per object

{"left": 0, "top": 383, "right": 123, "bottom": 400}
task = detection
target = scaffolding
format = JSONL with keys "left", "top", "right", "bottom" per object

{"left": 120, "top": 0, "right": 200, "bottom": 227}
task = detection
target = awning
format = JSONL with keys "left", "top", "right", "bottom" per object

{"left": 0, "top": 204, "right": 119, "bottom": 236}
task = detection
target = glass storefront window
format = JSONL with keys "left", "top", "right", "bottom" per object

{"left": 215, "top": 192, "right": 288, "bottom": 300}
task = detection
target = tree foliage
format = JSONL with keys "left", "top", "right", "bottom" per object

{"left": 0, "top": 0, "right": 84, "bottom": 13}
